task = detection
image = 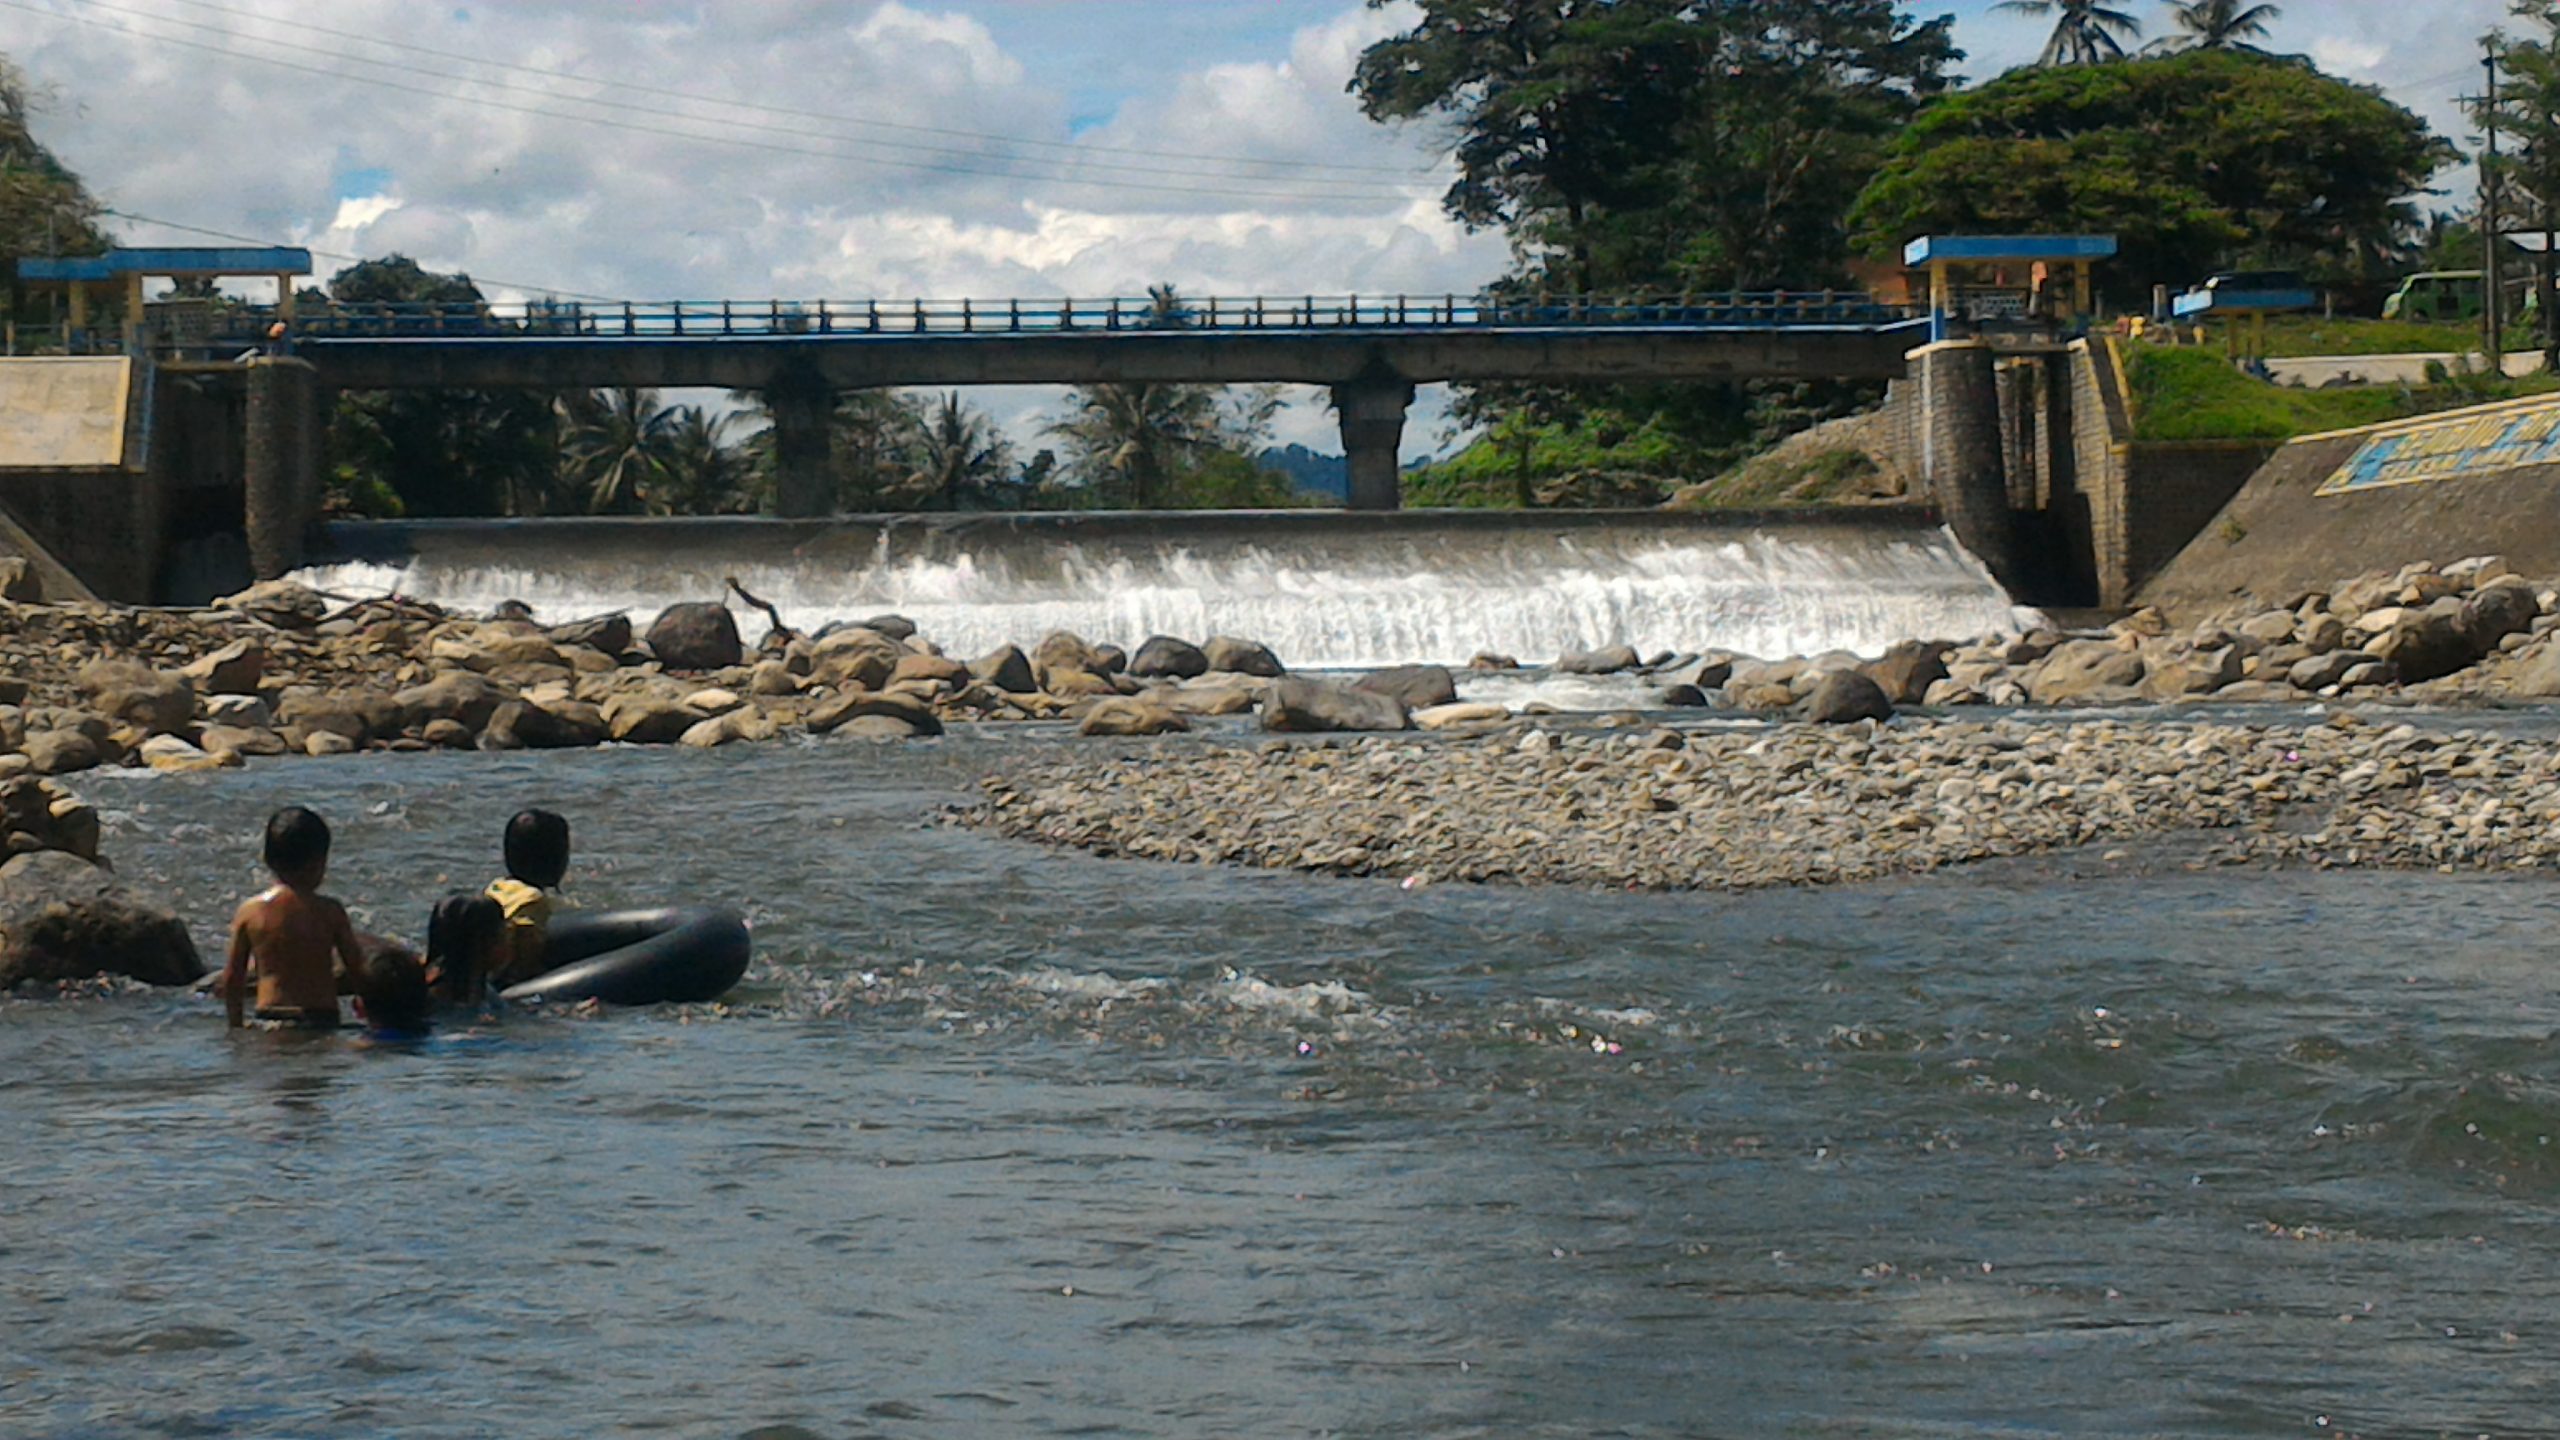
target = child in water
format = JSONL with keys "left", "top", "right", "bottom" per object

{"left": 485, "top": 809, "right": 571, "bottom": 990}
{"left": 351, "top": 943, "right": 434, "bottom": 1043}
{"left": 222, "top": 807, "right": 367, "bottom": 1030}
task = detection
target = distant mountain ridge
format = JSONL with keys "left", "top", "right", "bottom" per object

{"left": 1256, "top": 444, "right": 1348, "bottom": 501}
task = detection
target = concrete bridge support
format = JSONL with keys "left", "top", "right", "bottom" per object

{"left": 1910, "top": 340, "right": 2018, "bottom": 593}
{"left": 244, "top": 357, "right": 322, "bottom": 580}
{"left": 767, "top": 378, "right": 835, "bottom": 520}
{"left": 1333, "top": 378, "right": 1414, "bottom": 512}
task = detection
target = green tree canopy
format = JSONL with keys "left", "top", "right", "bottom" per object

{"left": 1849, "top": 50, "right": 2452, "bottom": 299}
{"left": 1352, "top": 0, "right": 1956, "bottom": 293}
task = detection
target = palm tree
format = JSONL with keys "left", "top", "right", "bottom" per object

{"left": 908, "top": 392, "right": 1012, "bottom": 509}
{"left": 1044, "top": 382, "right": 1226, "bottom": 509}
{"left": 657, "top": 405, "right": 749, "bottom": 515}
{"left": 557, "top": 387, "right": 678, "bottom": 514}
{"left": 2160, "top": 0, "right": 2280, "bottom": 51}
{"left": 1996, "top": 0, "right": 2142, "bottom": 66}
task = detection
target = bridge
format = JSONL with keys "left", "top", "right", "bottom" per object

{"left": 195, "top": 292, "right": 1925, "bottom": 517}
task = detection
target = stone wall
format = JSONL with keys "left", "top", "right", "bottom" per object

{"left": 2061, "top": 339, "right": 2277, "bottom": 608}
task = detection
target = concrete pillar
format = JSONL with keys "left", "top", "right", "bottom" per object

{"left": 767, "top": 379, "right": 833, "bottom": 518}
{"left": 244, "top": 358, "right": 320, "bottom": 580}
{"left": 1910, "top": 340, "right": 2017, "bottom": 591}
{"left": 1332, "top": 378, "right": 1414, "bottom": 511}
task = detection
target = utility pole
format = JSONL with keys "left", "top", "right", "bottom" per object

{"left": 2487, "top": 43, "right": 2508, "bottom": 371}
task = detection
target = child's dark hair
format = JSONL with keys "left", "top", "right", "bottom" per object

{"left": 262, "top": 806, "right": 331, "bottom": 875}
{"left": 356, "top": 945, "right": 431, "bottom": 1038}
{"left": 426, "top": 892, "right": 502, "bottom": 1003}
{"left": 503, "top": 808, "right": 571, "bottom": 888}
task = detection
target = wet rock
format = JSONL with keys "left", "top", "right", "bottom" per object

{"left": 303, "top": 731, "right": 356, "bottom": 758}
{"left": 2338, "top": 661, "right": 2400, "bottom": 692}
{"left": 393, "top": 671, "right": 512, "bottom": 735}
{"left": 0, "top": 850, "right": 201, "bottom": 989}
{"left": 1733, "top": 682, "right": 1799, "bottom": 711}
{"left": 201, "top": 694, "right": 274, "bottom": 729}
{"left": 811, "top": 628, "right": 903, "bottom": 690}
{"left": 2369, "top": 601, "right": 2482, "bottom": 684}
{"left": 483, "top": 699, "right": 607, "bottom": 750}
{"left": 1163, "top": 681, "right": 1259, "bottom": 716}
{"left": 1805, "top": 671, "right": 1893, "bottom": 724}
{"left": 2026, "top": 641, "right": 2146, "bottom": 705}
{"left": 2460, "top": 580, "right": 2540, "bottom": 652}
{"left": 2141, "top": 646, "right": 2241, "bottom": 700}
{"left": 2288, "top": 650, "right": 2380, "bottom": 692}
{"left": 1659, "top": 685, "right": 1711, "bottom": 708}
{"left": 1033, "top": 631, "right": 1111, "bottom": 681}
{"left": 808, "top": 690, "right": 945, "bottom": 738}
{"left": 75, "top": 661, "right": 193, "bottom": 737}
{"left": 1414, "top": 702, "right": 1510, "bottom": 731}
{"left": 1557, "top": 644, "right": 1640, "bottom": 676}
{"left": 644, "top": 603, "right": 744, "bottom": 671}
{"left": 969, "top": 645, "right": 1037, "bottom": 695}
{"left": 889, "top": 654, "right": 970, "bottom": 688}
{"left": 199, "top": 724, "right": 288, "bottom": 759}
{"left": 1352, "top": 665, "right": 1458, "bottom": 711}
{"left": 747, "top": 660, "right": 801, "bottom": 698}
{"left": 1468, "top": 653, "right": 1520, "bottom": 671}
{"left": 21, "top": 731, "right": 96, "bottom": 777}
{"left": 836, "top": 714, "right": 922, "bottom": 741}
{"left": 421, "top": 718, "right": 474, "bottom": 749}
{"left": 1204, "top": 636, "right": 1285, "bottom": 678}
{"left": 860, "top": 614, "right": 918, "bottom": 642}
{"left": 137, "top": 735, "right": 236, "bottom": 773}
{"left": 1260, "top": 677, "right": 1410, "bottom": 733}
{"left": 680, "top": 708, "right": 780, "bottom": 748}
{"left": 178, "top": 638, "right": 266, "bottom": 696}
{"left": 1078, "top": 699, "right": 1191, "bottom": 737}
{"left": 549, "top": 613, "right": 634, "bottom": 657}
{"left": 1860, "top": 641, "right": 1950, "bottom": 705}
{"left": 1043, "top": 668, "right": 1118, "bottom": 699}
{"left": 215, "top": 580, "right": 327, "bottom": 630}
{"left": 1129, "top": 636, "right": 1210, "bottom": 680}
{"left": 1092, "top": 644, "right": 1128, "bottom": 677}
{"left": 1682, "top": 657, "right": 1738, "bottom": 692}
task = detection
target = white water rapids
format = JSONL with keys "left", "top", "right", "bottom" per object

{"left": 293, "top": 514, "right": 2038, "bottom": 670}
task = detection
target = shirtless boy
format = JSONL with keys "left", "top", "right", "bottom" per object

{"left": 222, "top": 807, "right": 367, "bottom": 1030}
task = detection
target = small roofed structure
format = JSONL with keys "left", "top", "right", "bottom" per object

{"left": 2173, "top": 272, "right": 2317, "bottom": 361}
{"left": 15, "top": 247, "right": 312, "bottom": 353}
{"left": 1902, "top": 235, "right": 2118, "bottom": 343}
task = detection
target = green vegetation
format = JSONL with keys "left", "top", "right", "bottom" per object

{"left": 2123, "top": 346, "right": 2560, "bottom": 442}
{"left": 2192, "top": 316, "right": 2482, "bottom": 357}
{"left": 2, "top": 58, "right": 109, "bottom": 338}
{"left": 1851, "top": 51, "right": 2452, "bottom": 305}
{"left": 1403, "top": 411, "right": 1691, "bottom": 509}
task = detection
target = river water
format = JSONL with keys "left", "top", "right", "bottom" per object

{"left": 4, "top": 729, "right": 2557, "bottom": 1438}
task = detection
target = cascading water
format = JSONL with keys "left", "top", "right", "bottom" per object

{"left": 292, "top": 511, "right": 2039, "bottom": 668}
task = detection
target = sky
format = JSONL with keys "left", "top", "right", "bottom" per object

{"left": 2, "top": 0, "right": 2514, "bottom": 456}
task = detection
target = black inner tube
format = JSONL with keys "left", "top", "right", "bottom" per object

{"left": 500, "top": 907, "right": 752, "bottom": 1006}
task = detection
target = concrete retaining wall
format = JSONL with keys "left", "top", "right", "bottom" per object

{"left": 2142, "top": 395, "right": 2560, "bottom": 611}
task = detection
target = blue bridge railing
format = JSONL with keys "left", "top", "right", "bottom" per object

{"left": 217, "top": 292, "right": 1916, "bottom": 343}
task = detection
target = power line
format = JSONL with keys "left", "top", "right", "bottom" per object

{"left": 12, "top": 0, "right": 1425, "bottom": 205}
{"left": 137, "top": 0, "right": 1434, "bottom": 180}
{"left": 101, "top": 207, "right": 630, "bottom": 302}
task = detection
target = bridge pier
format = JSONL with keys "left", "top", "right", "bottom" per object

{"left": 1333, "top": 378, "right": 1414, "bottom": 512}
{"left": 1909, "top": 340, "right": 2018, "bottom": 592}
{"left": 766, "top": 379, "right": 833, "bottom": 519}
{"left": 244, "top": 358, "right": 322, "bottom": 580}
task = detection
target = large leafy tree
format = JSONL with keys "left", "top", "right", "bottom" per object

{"left": 1994, "top": 0, "right": 2142, "bottom": 66}
{"left": 1045, "top": 383, "right": 1228, "bottom": 508}
{"left": 1851, "top": 51, "right": 2452, "bottom": 301}
{"left": 557, "top": 388, "right": 677, "bottom": 515}
{"left": 1353, "top": 0, "right": 1955, "bottom": 294}
{"left": 2487, "top": 3, "right": 2560, "bottom": 362}
{"left": 2159, "top": 0, "right": 2282, "bottom": 52}
{"left": 908, "top": 392, "right": 1013, "bottom": 510}
{"left": 3, "top": 56, "right": 110, "bottom": 335}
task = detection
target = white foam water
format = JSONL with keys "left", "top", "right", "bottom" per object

{"left": 293, "top": 514, "right": 2039, "bottom": 668}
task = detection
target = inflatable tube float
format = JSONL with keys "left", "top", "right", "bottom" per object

{"left": 499, "top": 907, "right": 752, "bottom": 1006}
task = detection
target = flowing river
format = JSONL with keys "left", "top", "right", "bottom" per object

{"left": 5, "top": 730, "right": 2557, "bottom": 1438}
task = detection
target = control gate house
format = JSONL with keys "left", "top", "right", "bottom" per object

{"left": 1904, "top": 235, "right": 2118, "bottom": 342}
{"left": 14, "top": 246, "right": 312, "bottom": 354}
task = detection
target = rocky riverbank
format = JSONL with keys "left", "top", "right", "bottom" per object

{"left": 961, "top": 713, "right": 2560, "bottom": 891}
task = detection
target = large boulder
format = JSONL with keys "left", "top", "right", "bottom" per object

{"left": 1352, "top": 664, "right": 1458, "bottom": 711}
{"left": 482, "top": 699, "right": 608, "bottom": 750}
{"left": 1805, "top": 670, "right": 1894, "bottom": 724}
{"left": 1077, "top": 698, "right": 1192, "bottom": 737}
{"left": 2460, "top": 580, "right": 2541, "bottom": 653}
{"left": 1859, "top": 641, "right": 1951, "bottom": 705}
{"left": 1259, "top": 677, "right": 1411, "bottom": 733}
{"left": 889, "top": 653, "right": 970, "bottom": 688}
{"left": 179, "top": 638, "right": 267, "bottom": 696}
{"left": 2370, "top": 599, "right": 2485, "bottom": 684}
{"left": 1033, "top": 631, "right": 1111, "bottom": 681}
{"left": 550, "top": 612, "right": 634, "bottom": 657}
{"left": 808, "top": 690, "right": 945, "bottom": 738}
{"left": 75, "top": 661, "right": 193, "bottom": 737}
{"left": 274, "top": 687, "right": 376, "bottom": 747}
{"left": 1557, "top": 644, "right": 1640, "bottom": 676}
{"left": 215, "top": 580, "right": 327, "bottom": 630}
{"left": 2288, "top": 650, "right": 2381, "bottom": 692}
{"left": 970, "top": 644, "right": 1037, "bottom": 695}
{"left": 810, "top": 628, "right": 905, "bottom": 690}
{"left": 392, "top": 671, "right": 513, "bottom": 735}
{"left": 22, "top": 731, "right": 100, "bottom": 776}
{"left": 2026, "top": 640, "right": 2146, "bottom": 706}
{"left": 1128, "top": 636, "right": 1210, "bottom": 680}
{"left": 1203, "top": 636, "right": 1285, "bottom": 678}
{"left": 2141, "top": 646, "right": 2242, "bottom": 700}
{"left": 0, "top": 851, "right": 201, "bottom": 989}
{"left": 644, "top": 603, "right": 744, "bottom": 671}
{"left": 602, "top": 692, "right": 708, "bottom": 745}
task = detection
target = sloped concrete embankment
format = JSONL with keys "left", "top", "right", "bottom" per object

{"left": 2143, "top": 395, "right": 2560, "bottom": 614}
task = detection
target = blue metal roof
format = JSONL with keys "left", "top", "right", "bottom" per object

{"left": 2172, "top": 287, "right": 2317, "bottom": 317}
{"left": 17, "top": 247, "right": 312, "bottom": 282}
{"left": 1903, "top": 235, "right": 2120, "bottom": 266}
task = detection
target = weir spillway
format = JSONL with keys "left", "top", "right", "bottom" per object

{"left": 296, "top": 509, "right": 2036, "bottom": 670}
